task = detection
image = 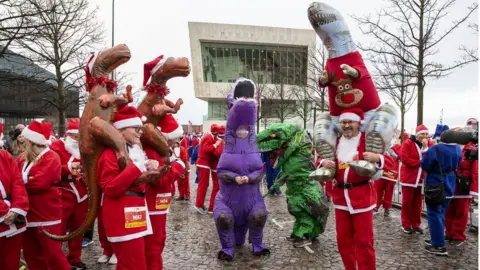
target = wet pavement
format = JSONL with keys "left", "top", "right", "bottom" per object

{"left": 79, "top": 166, "right": 478, "bottom": 269}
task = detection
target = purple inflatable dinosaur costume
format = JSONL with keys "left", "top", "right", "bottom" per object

{"left": 213, "top": 78, "right": 270, "bottom": 261}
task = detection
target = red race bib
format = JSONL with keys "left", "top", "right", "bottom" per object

{"left": 155, "top": 193, "right": 172, "bottom": 211}
{"left": 124, "top": 207, "right": 147, "bottom": 229}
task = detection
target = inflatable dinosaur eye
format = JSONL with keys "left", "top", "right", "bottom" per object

{"left": 345, "top": 84, "right": 351, "bottom": 90}
{"left": 338, "top": 85, "right": 344, "bottom": 91}
{"left": 270, "top": 134, "right": 276, "bottom": 138}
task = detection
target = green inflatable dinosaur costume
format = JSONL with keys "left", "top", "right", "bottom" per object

{"left": 257, "top": 123, "right": 330, "bottom": 247}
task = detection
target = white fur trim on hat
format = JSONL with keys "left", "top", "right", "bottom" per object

{"left": 113, "top": 117, "right": 143, "bottom": 129}
{"left": 339, "top": 112, "right": 361, "bottom": 122}
{"left": 141, "top": 116, "right": 147, "bottom": 122}
{"left": 415, "top": 130, "right": 429, "bottom": 136}
{"left": 151, "top": 57, "right": 167, "bottom": 75}
{"left": 66, "top": 129, "right": 79, "bottom": 134}
{"left": 22, "top": 127, "right": 51, "bottom": 146}
{"left": 161, "top": 124, "right": 184, "bottom": 141}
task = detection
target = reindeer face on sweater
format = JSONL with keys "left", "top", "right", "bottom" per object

{"left": 331, "top": 78, "right": 364, "bottom": 108}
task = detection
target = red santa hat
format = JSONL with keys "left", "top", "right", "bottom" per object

{"left": 22, "top": 120, "right": 52, "bottom": 146}
{"left": 113, "top": 106, "right": 146, "bottom": 129}
{"left": 66, "top": 118, "right": 80, "bottom": 134}
{"left": 210, "top": 124, "right": 219, "bottom": 134}
{"left": 143, "top": 55, "right": 167, "bottom": 86}
{"left": 467, "top": 118, "right": 478, "bottom": 125}
{"left": 415, "top": 124, "right": 429, "bottom": 136}
{"left": 157, "top": 114, "right": 183, "bottom": 140}
{"left": 339, "top": 108, "right": 364, "bottom": 124}
{"left": 84, "top": 52, "right": 99, "bottom": 92}
{"left": 403, "top": 132, "right": 409, "bottom": 141}
{"left": 217, "top": 125, "right": 225, "bottom": 136}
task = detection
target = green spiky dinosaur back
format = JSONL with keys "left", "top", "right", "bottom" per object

{"left": 257, "top": 123, "right": 330, "bottom": 241}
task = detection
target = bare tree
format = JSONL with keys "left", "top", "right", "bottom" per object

{"left": 370, "top": 31, "right": 417, "bottom": 143}
{"left": 262, "top": 78, "right": 296, "bottom": 123}
{"left": 460, "top": 20, "right": 478, "bottom": 61}
{"left": 352, "top": 0, "right": 478, "bottom": 126}
{"left": 14, "top": 0, "right": 104, "bottom": 135}
{"left": 292, "top": 84, "right": 312, "bottom": 129}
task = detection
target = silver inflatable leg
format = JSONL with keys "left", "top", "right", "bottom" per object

{"left": 310, "top": 112, "right": 339, "bottom": 182}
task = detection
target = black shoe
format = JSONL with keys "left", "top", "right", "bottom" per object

{"left": 402, "top": 227, "right": 413, "bottom": 234}
{"left": 176, "top": 197, "right": 185, "bottom": 201}
{"left": 293, "top": 238, "right": 312, "bottom": 248}
{"left": 384, "top": 209, "right": 390, "bottom": 217}
{"left": 217, "top": 251, "right": 233, "bottom": 261}
{"left": 185, "top": 197, "right": 190, "bottom": 201}
{"left": 71, "top": 262, "right": 87, "bottom": 270}
{"left": 424, "top": 245, "right": 448, "bottom": 256}
{"left": 450, "top": 239, "right": 465, "bottom": 246}
{"left": 413, "top": 228, "right": 424, "bottom": 234}
{"left": 373, "top": 207, "right": 379, "bottom": 213}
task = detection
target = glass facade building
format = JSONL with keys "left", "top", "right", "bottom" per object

{"left": 200, "top": 42, "right": 308, "bottom": 85}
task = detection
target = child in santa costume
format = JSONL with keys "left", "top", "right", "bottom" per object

{"left": 446, "top": 118, "right": 479, "bottom": 246}
{"left": 194, "top": 124, "right": 222, "bottom": 214}
{"left": 317, "top": 108, "right": 395, "bottom": 270}
{"left": 0, "top": 149, "right": 29, "bottom": 270}
{"left": 144, "top": 114, "right": 186, "bottom": 270}
{"left": 421, "top": 124, "right": 462, "bottom": 256}
{"left": 399, "top": 124, "right": 433, "bottom": 234}
{"left": 50, "top": 118, "right": 88, "bottom": 270}
{"left": 374, "top": 139, "right": 401, "bottom": 217}
{"left": 17, "top": 120, "right": 71, "bottom": 270}
{"left": 97, "top": 106, "right": 157, "bottom": 270}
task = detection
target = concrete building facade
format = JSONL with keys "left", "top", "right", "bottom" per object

{"left": 188, "top": 22, "right": 317, "bottom": 132}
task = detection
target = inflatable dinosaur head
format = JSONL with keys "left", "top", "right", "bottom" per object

{"left": 225, "top": 78, "right": 257, "bottom": 138}
{"left": 257, "top": 123, "right": 299, "bottom": 168}
{"left": 307, "top": 2, "right": 355, "bottom": 58}
{"left": 92, "top": 44, "right": 131, "bottom": 77}
{"left": 149, "top": 56, "right": 190, "bottom": 85}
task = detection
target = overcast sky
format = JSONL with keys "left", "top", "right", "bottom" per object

{"left": 92, "top": 0, "right": 478, "bottom": 133}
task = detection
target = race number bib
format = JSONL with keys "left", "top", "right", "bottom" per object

{"left": 124, "top": 207, "right": 147, "bottom": 229}
{"left": 155, "top": 193, "right": 172, "bottom": 210}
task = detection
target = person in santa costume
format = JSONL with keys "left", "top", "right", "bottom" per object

{"left": 195, "top": 124, "right": 222, "bottom": 214}
{"left": 374, "top": 134, "right": 401, "bottom": 217}
{"left": 173, "top": 140, "right": 190, "bottom": 201}
{"left": 317, "top": 108, "right": 395, "bottom": 270}
{"left": 181, "top": 132, "right": 199, "bottom": 158}
{"left": 0, "top": 149, "right": 29, "bottom": 270}
{"left": 97, "top": 106, "right": 157, "bottom": 270}
{"left": 399, "top": 124, "right": 433, "bottom": 234}
{"left": 17, "top": 120, "right": 71, "bottom": 270}
{"left": 144, "top": 114, "right": 186, "bottom": 270}
{"left": 49, "top": 118, "right": 88, "bottom": 270}
{"left": 445, "top": 118, "right": 478, "bottom": 247}
{"left": 421, "top": 124, "right": 462, "bottom": 256}
{"left": 207, "top": 124, "right": 224, "bottom": 213}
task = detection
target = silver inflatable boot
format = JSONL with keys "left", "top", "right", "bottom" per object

{"left": 310, "top": 112, "right": 338, "bottom": 181}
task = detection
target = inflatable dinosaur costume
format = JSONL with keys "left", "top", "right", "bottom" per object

{"left": 214, "top": 78, "right": 269, "bottom": 261}
{"left": 257, "top": 123, "right": 330, "bottom": 247}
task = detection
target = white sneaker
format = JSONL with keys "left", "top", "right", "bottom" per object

{"left": 108, "top": 254, "right": 118, "bottom": 264}
{"left": 97, "top": 255, "right": 110, "bottom": 263}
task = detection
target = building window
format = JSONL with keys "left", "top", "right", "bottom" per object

{"left": 200, "top": 42, "right": 308, "bottom": 85}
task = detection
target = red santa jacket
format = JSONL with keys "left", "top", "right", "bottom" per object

{"left": 326, "top": 133, "right": 395, "bottom": 214}
{"left": 0, "top": 150, "right": 29, "bottom": 237}
{"left": 174, "top": 145, "right": 190, "bottom": 173}
{"left": 399, "top": 137, "right": 432, "bottom": 188}
{"left": 196, "top": 133, "right": 218, "bottom": 169}
{"left": 318, "top": 51, "right": 381, "bottom": 116}
{"left": 181, "top": 136, "right": 199, "bottom": 150}
{"left": 381, "top": 144, "right": 401, "bottom": 182}
{"left": 211, "top": 139, "right": 224, "bottom": 172}
{"left": 453, "top": 142, "right": 478, "bottom": 198}
{"left": 144, "top": 147, "right": 185, "bottom": 215}
{"left": 97, "top": 148, "right": 152, "bottom": 243}
{"left": 50, "top": 139, "right": 87, "bottom": 203}
{"left": 16, "top": 149, "right": 62, "bottom": 227}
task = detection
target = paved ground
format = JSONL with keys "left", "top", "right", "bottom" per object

{"left": 80, "top": 166, "right": 478, "bottom": 270}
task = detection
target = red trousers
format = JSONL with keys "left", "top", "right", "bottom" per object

{"left": 23, "top": 224, "right": 71, "bottom": 270}
{"left": 144, "top": 214, "right": 167, "bottom": 270}
{"left": 178, "top": 172, "right": 191, "bottom": 198}
{"left": 375, "top": 180, "right": 396, "bottom": 209}
{"left": 111, "top": 237, "right": 147, "bottom": 270}
{"left": 195, "top": 167, "right": 219, "bottom": 211}
{"left": 401, "top": 186, "right": 423, "bottom": 229}
{"left": 445, "top": 198, "right": 471, "bottom": 241}
{"left": 0, "top": 233, "right": 23, "bottom": 270}
{"left": 335, "top": 209, "right": 375, "bottom": 270}
{"left": 61, "top": 192, "right": 88, "bottom": 264}
{"left": 98, "top": 205, "right": 113, "bottom": 256}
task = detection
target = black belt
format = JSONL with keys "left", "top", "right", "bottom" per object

{"left": 61, "top": 178, "right": 76, "bottom": 183}
{"left": 124, "top": 190, "right": 145, "bottom": 197}
{"left": 4, "top": 194, "right": 11, "bottom": 201}
{"left": 336, "top": 180, "right": 371, "bottom": 189}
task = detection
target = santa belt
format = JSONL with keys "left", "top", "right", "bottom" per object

{"left": 335, "top": 180, "right": 371, "bottom": 189}
{"left": 61, "top": 178, "right": 76, "bottom": 183}
{"left": 124, "top": 190, "right": 145, "bottom": 197}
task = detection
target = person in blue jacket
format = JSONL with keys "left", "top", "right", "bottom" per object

{"left": 421, "top": 124, "right": 462, "bottom": 256}
{"left": 191, "top": 144, "right": 200, "bottom": 184}
{"left": 261, "top": 152, "right": 282, "bottom": 196}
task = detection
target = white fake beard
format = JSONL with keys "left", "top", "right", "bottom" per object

{"left": 65, "top": 136, "right": 80, "bottom": 159}
{"left": 336, "top": 133, "right": 361, "bottom": 163}
{"left": 128, "top": 144, "right": 147, "bottom": 171}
